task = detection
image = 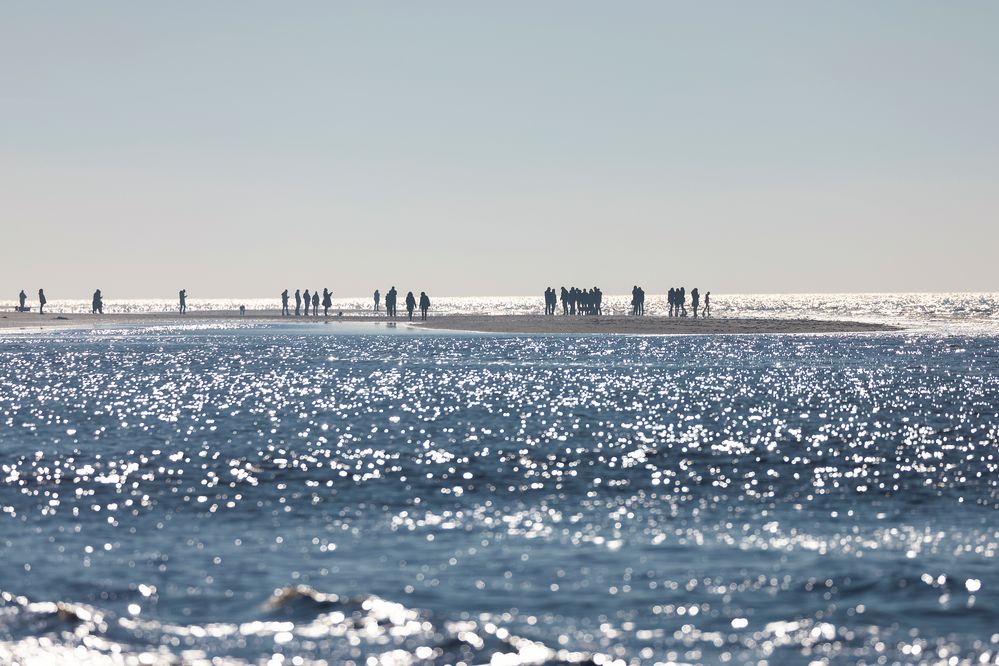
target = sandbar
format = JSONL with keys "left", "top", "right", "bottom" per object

{"left": 0, "top": 311, "right": 900, "bottom": 335}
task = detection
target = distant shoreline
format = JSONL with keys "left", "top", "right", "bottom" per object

{"left": 0, "top": 311, "right": 900, "bottom": 335}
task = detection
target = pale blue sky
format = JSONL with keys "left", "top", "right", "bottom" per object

{"left": 2, "top": 2, "right": 997, "bottom": 297}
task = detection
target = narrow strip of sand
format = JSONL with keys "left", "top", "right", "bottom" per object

{"left": 0, "top": 311, "right": 899, "bottom": 335}
{"left": 414, "top": 315, "right": 898, "bottom": 335}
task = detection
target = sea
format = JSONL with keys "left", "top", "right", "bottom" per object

{"left": 1, "top": 293, "right": 998, "bottom": 665}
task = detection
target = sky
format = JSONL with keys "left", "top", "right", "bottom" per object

{"left": 2, "top": 1, "right": 998, "bottom": 298}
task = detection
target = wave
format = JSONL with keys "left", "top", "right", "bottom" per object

{"left": 0, "top": 586, "right": 601, "bottom": 665}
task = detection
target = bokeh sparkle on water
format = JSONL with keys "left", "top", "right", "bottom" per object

{"left": 2, "top": 316, "right": 999, "bottom": 664}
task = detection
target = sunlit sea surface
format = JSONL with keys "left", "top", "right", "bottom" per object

{"left": 2, "top": 295, "right": 999, "bottom": 665}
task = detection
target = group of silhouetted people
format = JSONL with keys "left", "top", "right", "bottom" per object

{"left": 16, "top": 289, "right": 46, "bottom": 314}
{"left": 540, "top": 285, "right": 712, "bottom": 317}
{"left": 280, "top": 288, "right": 336, "bottom": 317}
{"left": 15, "top": 289, "right": 47, "bottom": 314}
{"left": 274, "top": 287, "right": 430, "bottom": 320}
{"left": 668, "top": 287, "right": 710, "bottom": 318}
{"left": 544, "top": 287, "right": 604, "bottom": 315}
{"left": 382, "top": 287, "right": 430, "bottom": 320}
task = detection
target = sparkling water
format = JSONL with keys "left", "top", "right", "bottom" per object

{"left": 2, "top": 307, "right": 998, "bottom": 664}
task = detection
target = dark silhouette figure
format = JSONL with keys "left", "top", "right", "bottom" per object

{"left": 92, "top": 289, "right": 103, "bottom": 314}
{"left": 303, "top": 290, "right": 311, "bottom": 316}
{"left": 18, "top": 290, "right": 27, "bottom": 312}
{"left": 560, "top": 287, "right": 569, "bottom": 315}
{"left": 311, "top": 291, "right": 319, "bottom": 316}
{"left": 239, "top": 304, "right": 246, "bottom": 315}
{"left": 37, "top": 289, "right": 47, "bottom": 314}
{"left": 179, "top": 289, "right": 187, "bottom": 314}
{"left": 387, "top": 287, "right": 398, "bottom": 318}
{"left": 544, "top": 288, "right": 555, "bottom": 315}
{"left": 679, "top": 287, "right": 687, "bottom": 316}
{"left": 374, "top": 289, "right": 380, "bottom": 312}
{"left": 667, "top": 288, "right": 675, "bottom": 317}
{"left": 691, "top": 288, "right": 700, "bottom": 319}
{"left": 405, "top": 291, "right": 416, "bottom": 321}
{"left": 629, "top": 286, "right": 643, "bottom": 316}
{"left": 281, "top": 289, "right": 290, "bottom": 316}
{"left": 419, "top": 291, "right": 430, "bottom": 320}
{"left": 704, "top": 291, "right": 711, "bottom": 317}
{"left": 295, "top": 289, "right": 302, "bottom": 316}
{"left": 322, "top": 288, "right": 332, "bottom": 317}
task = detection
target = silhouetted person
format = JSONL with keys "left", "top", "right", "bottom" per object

{"left": 303, "top": 290, "right": 311, "bottom": 316}
{"left": 37, "top": 289, "right": 47, "bottom": 315}
{"left": 691, "top": 288, "right": 700, "bottom": 319}
{"left": 322, "top": 288, "right": 332, "bottom": 317}
{"left": 419, "top": 291, "right": 430, "bottom": 320}
{"left": 679, "top": 287, "right": 687, "bottom": 316}
{"left": 281, "top": 289, "right": 290, "bottom": 316}
{"left": 405, "top": 291, "right": 416, "bottom": 320}
{"left": 179, "top": 289, "right": 187, "bottom": 314}
{"left": 18, "top": 290, "right": 26, "bottom": 312}
{"left": 92, "top": 289, "right": 103, "bottom": 314}
{"left": 387, "top": 287, "right": 398, "bottom": 318}
{"left": 294, "top": 289, "right": 302, "bottom": 316}
{"left": 560, "top": 287, "right": 569, "bottom": 315}
{"left": 239, "top": 304, "right": 246, "bottom": 315}
{"left": 311, "top": 291, "right": 319, "bottom": 316}
{"left": 703, "top": 292, "right": 711, "bottom": 317}
{"left": 631, "top": 286, "right": 644, "bottom": 316}
{"left": 374, "top": 289, "right": 380, "bottom": 312}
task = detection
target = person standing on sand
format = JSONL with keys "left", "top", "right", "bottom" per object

{"left": 281, "top": 289, "right": 290, "bottom": 316}
{"left": 703, "top": 292, "right": 710, "bottom": 317}
{"left": 302, "top": 290, "right": 310, "bottom": 316}
{"left": 405, "top": 291, "right": 416, "bottom": 320}
{"left": 294, "top": 289, "right": 302, "bottom": 316}
{"left": 179, "top": 289, "right": 187, "bottom": 314}
{"left": 18, "top": 290, "right": 27, "bottom": 311}
{"left": 322, "top": 288, "right": 332, "bottom": 317}
{"left": 679, "top": 287, "right": 687, "bottom": 316}
{"left": 92, "top": 289, "right": 103, "bottom": 314}
{"left": 419, "top": 291, "right": 430, "bottom": 320}
{"left": 311, "top": 290, "right": 319, "bottom": 316}
{"left": 38, "top": 289, "right": 47, "bottom": 315}
{"left": 560, "top": 287, "right": 569, "bottom": 315}
{"left": 374, "top": 289, "right": 380, "bottom": 312}
{"left": 387, "top": 287, "right": 398, "bottom": 317}
{"left": 691, "top": 288, "right": 700, "bottom": 319}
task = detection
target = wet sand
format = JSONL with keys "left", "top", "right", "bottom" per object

{"left": 415, "top": 315, "right": 898, "bottom": 334}
{"left": 0, "top": 311, "right": 899, "bottom": 335}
